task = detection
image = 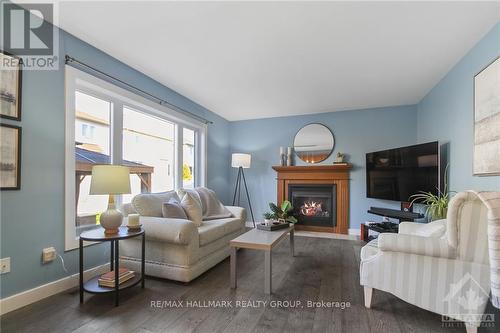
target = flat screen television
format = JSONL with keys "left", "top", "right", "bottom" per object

{"left": 366, "top": 141, "right": 439, "bottom": 202}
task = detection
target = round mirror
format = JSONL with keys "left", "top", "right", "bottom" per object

{"left": 293, "top": 123, "right": 335, "bottom": 164}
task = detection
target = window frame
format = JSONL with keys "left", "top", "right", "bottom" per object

{"left": 64, "top": 66, "right": 207, "bottom": 250}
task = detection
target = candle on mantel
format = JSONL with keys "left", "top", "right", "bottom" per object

{"left": 280, "top": 146, "right": 284, "bottom": 155}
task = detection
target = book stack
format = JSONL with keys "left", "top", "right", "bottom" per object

{"left": 98, "top": 268, "right": 135, "bottom": 288}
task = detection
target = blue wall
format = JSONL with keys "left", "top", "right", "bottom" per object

{"left": 0, "top": 28, "right": 230, "bottom": 297}
{"left": 417, "top": 23, "right": 500, "bottom": 192}
{"left": 229, "top": 23, "right": 500, "bottom": 231}
{"left": 228, "top": 105, "right": 418, "bottom": 230}
{"left": 1, "top": 7, "right": 498, "bottom": 301}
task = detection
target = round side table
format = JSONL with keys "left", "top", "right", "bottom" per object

{"left": 79, "top": 226, "right": 145, "bottom": 306}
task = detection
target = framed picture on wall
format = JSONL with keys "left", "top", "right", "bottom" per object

{"left": 0, "top": 51, "right": 22, "bottom": 121}
{"left": 473, "top": 56, "right": 500, "bottom": 176}
{"left": 0, "top": 124, "right": 22, "bottom": 190}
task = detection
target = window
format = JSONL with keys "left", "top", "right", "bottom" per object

{"left": 81, "top": 124, "right": 95, "bottom": 139}
{"left": 74, "top": 91, "right": 112, "bottom": 236}
{"left": 122, "top": 107, "right": 175, "bottom": 204}
{"left": 65, "top": 66, "right": 207, "bottom": 250}
{"left": 183, "top": 128, "right": 196, "bottom": 188}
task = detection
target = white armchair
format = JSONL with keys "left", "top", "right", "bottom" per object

{"left": 360, "top": 191, "right": 500, "bottom": 333}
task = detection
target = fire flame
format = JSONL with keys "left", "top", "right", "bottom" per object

{"left": 301, "top": 201, "right": 322, "bottom": 216}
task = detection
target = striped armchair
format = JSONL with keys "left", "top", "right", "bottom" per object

{"left": 360, "top": 191, "right": 500, "bottom": 333}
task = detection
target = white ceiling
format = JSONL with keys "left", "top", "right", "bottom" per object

{"left": 52, "top": 1, "right": 499, "bottom": 121}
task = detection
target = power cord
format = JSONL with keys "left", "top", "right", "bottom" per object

{"left": 57, "top": 253, "right": 68, "bottom": 273}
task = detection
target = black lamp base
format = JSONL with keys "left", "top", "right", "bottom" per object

{"left": 232, "top": 167, "right": 255, "bottom": 227}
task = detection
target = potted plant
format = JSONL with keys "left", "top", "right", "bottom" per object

{"left": 335, "top": 152, "right": 345, "bottom": 163}
{"left": 409, "top": 165, "right": 452, "bottom": 221}
{"left": 268, "top": 200, "right": 298, "bottom": 224}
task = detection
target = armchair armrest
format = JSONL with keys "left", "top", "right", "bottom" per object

{"left": 398, "top": 222, "right": 425, "bottom": 235}
{"left": 124, "top": 216, "right": 197, "bottom": 245}
{"left": 226, "top": 206, "right": 247, "bottom": 221}
{"left": 378, "top": 233, "right": 456, "bottom": 259}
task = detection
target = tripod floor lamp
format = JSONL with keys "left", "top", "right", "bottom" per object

{"left": 231, "top": 153, "right": 255, "bottom": 227}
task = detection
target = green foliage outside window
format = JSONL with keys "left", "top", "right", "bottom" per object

{"left": 183, "top": 163, "right": 193, "bottom": 181}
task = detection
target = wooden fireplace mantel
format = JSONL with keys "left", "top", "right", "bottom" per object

{"left": 272, "top": 164, "right": 352, "bottom": 234}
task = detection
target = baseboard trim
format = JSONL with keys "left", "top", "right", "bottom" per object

{"left": 0, "top": 264, "right": 108, "bottom": 315}
{"left": 348, "top": 228, "right": 360, "bottom": 236}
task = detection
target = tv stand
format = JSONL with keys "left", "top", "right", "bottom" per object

{"left": 360, "top": 207, "right": 424, "bottom": 242}
{"left": 367, "top": 207, "right": 423, "bottom": 222}
{"left": 361, "top": 222, "right": 399, "bottom": 242}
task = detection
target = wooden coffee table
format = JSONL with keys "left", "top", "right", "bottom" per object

{"left": 230, "top": 225, "right": 294, "bottom": 294}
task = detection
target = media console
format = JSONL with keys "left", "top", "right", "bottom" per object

{"left": 360, "top": 207, "right": 424, "bottom": 242}
{"left": 367, "top": 207, "right": 423, "bottom": 222}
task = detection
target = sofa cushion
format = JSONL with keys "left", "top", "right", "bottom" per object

{"left": 178, "top": 188, "right": 202, "bottom": 208}
{"left": 162, "top": 200, "right": 188, "bottom": 219}
{"left": 198, "top": 217, "right": 243, "bottom": 246}
{"left": 132, "top": 191, "right": 180, "bottom": 217}
{"left": 122, "top": 203, "right": 137, "bottom": 216}
{"left": 179, "top": 187, "right": 232, "bottom": 220}
{"left": 181, "top": 192, "right": 203, "bottom": 226}
{"left": 195, "top": 187, "right": 232, "bottom": 220}
{"left": 198, "top": 221, "right": 226, "bottom": 246}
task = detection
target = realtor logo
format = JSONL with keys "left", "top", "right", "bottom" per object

{"left": 1, "top": 1, "right": 59, "bottom": 70}
{"left": 442, "top": 273, "right": 494, "bottom": 328}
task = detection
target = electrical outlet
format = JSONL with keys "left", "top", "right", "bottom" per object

{"left": 0, "top": 257, "right": 11, "bottom": 274}
{"left": 42, "top": 247, "right": 57, "bottom": 264}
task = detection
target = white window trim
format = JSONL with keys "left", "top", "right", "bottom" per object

{"left": 64, "top": 66, "right": 207, "bottom": 250}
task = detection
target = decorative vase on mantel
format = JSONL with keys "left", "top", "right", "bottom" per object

{"left": 279, "top": 147, "right": 286, "bottom": 166}
{"left": 286, "top": 147, "right": 293, "bottom": 166}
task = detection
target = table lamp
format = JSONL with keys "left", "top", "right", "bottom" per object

{"left": 231, "top": 153, "right": 255, "bottom": 227}
{"left": 90, "top": 165, "right": 131, "bottom": 235}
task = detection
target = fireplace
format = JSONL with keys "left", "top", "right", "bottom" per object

{"left": 289, "top": 185, "right": 336, "bottom": 227}
{"left": 273, "top": 165, "right": 351, "bottom": 234}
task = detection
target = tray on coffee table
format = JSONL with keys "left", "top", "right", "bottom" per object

{"left": 256, "top": 222, "right": 290, "bottom": 231}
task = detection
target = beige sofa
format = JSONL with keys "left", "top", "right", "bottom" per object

{"left": 120, "top": 191, "right": 246, "bottom": 282}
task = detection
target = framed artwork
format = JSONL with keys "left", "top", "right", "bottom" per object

{"left": 473, "top": 56, "right": 500, "bottom": 176}
{"left": 0, "top": 51, "right": 22, "bottom": 121}
{"left": 0, "top": 124, "right": 21, "bottom": 190}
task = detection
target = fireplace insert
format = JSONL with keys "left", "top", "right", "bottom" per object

{"left": 289, "top": 184, "right": 336, "bottom": 227}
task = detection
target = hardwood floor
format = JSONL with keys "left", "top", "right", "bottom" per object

{"left": 1, "top": 236, "right": 499, "bottom": 333}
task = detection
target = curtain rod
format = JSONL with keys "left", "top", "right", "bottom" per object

{"left": 65, "top": 55, "right": 213, "bottom": 125}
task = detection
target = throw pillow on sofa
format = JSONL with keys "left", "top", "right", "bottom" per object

{"left": 162, "top": 199, "right": 188, "bottom": 219}
{"left": 132, "top": 190, "right": 180, "bottom": 217}
{"left": 178, "top": 188, "right": 203, "bottom": 208}
{"left": 195, "top": 187, "right": 232, "bottom": 220}
{"left": 178, "top": 187, "right": 232, "bottom": 220}
{"left": 180, "top": 192, "right": 203, "bottom": 226}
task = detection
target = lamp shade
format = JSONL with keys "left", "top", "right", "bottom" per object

{"left": 89, "top": 165, "right": 131, "bottom": 195}
{"left": 231, "top": 153, "right": 251, "bottom": 168}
